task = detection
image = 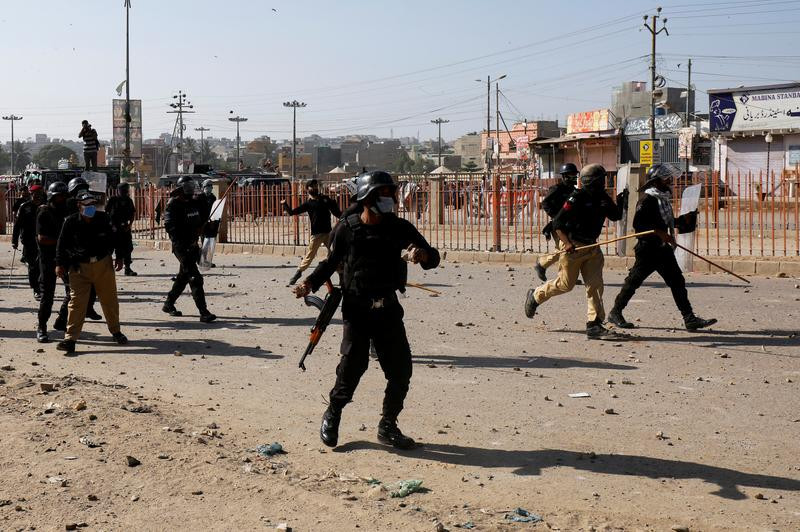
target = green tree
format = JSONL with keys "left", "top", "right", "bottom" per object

{"left": 411, "top": 155, "right": 435, "bottom": 173}
{"left": 183, "top": 137, "right": 198, "bottom": 159}
{"left": 0, "top": 146, "right": 10, "bottom": 173}
{"left": 462, "top": 161, "right": 479, "bottom": 172}
{"left": 391, "top": 150, "right": 415, "bottom": 173}
{"left": 11, "top": 141, "right": 32, "bottom": 171}
{"left": 33, "top": 143, "right": 77, "bottom": 169}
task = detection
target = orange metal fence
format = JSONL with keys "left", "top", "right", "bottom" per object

{"left": 2, "top": 170, "right": 798, "bottom": 257}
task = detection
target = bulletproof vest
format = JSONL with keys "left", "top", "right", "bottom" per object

{"left": 342, "top": 213, "right": 406, "bottom": 297}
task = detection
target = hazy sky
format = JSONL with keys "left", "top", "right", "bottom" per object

{"left": 1, "top": 0, "right": 798, "bottom": 143}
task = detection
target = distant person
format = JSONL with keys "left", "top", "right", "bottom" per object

{"left": 12, "top": 185, "right": 30, "bottom": 217}
{"left": 55, "top": 191, "right": 128, "bottom": 355}
{"left": 35, "top": 182, "right": 71, "bottom": 343}
{"left": 12, "top": 184, "right": 45, "bottom": 300}
{"left": 281, "top": 179, "right": 342, "bottom": 285}
{"left": 106, "top": 182, "right": 138, "bottom": 276}
{"left": 79, "top": 120, "right": 100, "bottom": 171}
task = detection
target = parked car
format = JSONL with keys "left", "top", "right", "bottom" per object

{"left": 157, "top": 173, "right": 213, "bottom": 188}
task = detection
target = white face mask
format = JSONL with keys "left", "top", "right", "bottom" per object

{"left": 371, "top": 196, "right": 395, "bottom": 215}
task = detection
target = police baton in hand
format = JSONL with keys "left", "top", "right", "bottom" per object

{"left": 554, "top": 230, "right": 656, "bottom": 256}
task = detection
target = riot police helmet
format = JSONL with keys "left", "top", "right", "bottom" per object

{"left": 176, "top": 175, "right": 197, "bottom": 195}
{"left": 640, "top": 164, "right": 678, "bottom": 191}
{"left": 559, "top": 163, "right": 579, "bottom": 178}
{"left": 201, "top": 179, "right": 213, "bottom": 189}
{"left": 579, "top": 164, "right": 607, "bottom": 191}
{"left": 355, "top": 170, "right": 396, "bottom": 202}
{"left": 47, "top": 181, "right": 69, "bottom": 201}
{"left": 344, "top": 176, "right": 360, "bottom": 200}
{"left": 68, "top": 176, "right": 89, "bottom": 196}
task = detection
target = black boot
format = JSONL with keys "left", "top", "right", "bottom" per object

{"left": 608, "top": 309, "right": 634, "bottom": 329}
{"left": 37, "top": 327, "right": 50, "bottom": 343}
{"left": 86, "top": 308, "right": 102, "bottom": 321}
{"left": 377, "top": 418, "right": 416, "bottom": 450}
{"left": 162, "top": 302, "right": 183, "bottom": 317}
{"left": 56, "top": 339, "right": 76, "bottom": 355}
{"left": 199, "top": 311, "right": 217, "bottom": 323}
{"left": 320, "top": 407, "right": 341, "bottom": 448}
{"left": 52, "top": 317, "right": 67, "bottom": 331}
{"left": 524, "top": 288, "right": 538, "bottom": 319}
{"left": 685, "top": 315, "right": 717, "bottom": 331}
{"left": 534, "top": 263, "right": 547, "bottom": 282}
{"left": 124, "top": 267, "right": 138, "bottom": 276}
{"left": 288, "top": 270, "right": 302, "bottom": 286}
{"left": 112, "top": 332, "right": 129, "bottom": 345}
{"left": 586, "top": 320, "right": 625, "bottom": 340}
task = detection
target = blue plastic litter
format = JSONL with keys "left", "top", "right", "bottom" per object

{"left": 256, "top": 442, "right": 284, "bottom": 457}
{"left": 504, "top": 507, "right": 542, "bottom": 523}
{"left": 462, "top": 522, "right": 475, "bottom": 529}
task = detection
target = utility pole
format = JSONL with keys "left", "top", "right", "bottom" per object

{"left": 123, "top": 0, "right": 132, "bottom": 173}
{"left": 228, "top": 113, "right": 248, "bottom": 170}
{"left": 685, "top": 58, "right": 692, "bottom": 180}
{"left": 167, "top": 91, "right": 194, "bottom": 171}
{"left": 283, "top": 100, "right": 307, "bottom": 184}
{"left": 643, "top": 7, "right": 669, "bottom": 145}
{"left": 475, "top": 74, "right": 506, "bottom": 172}
{"left": 495, "top": 82, "right": 501, "bottom": 173}
{"left": 431, "top": 118, "right": 449, "bottom": 167}
{"left": 2, "top": 115, "right": 22, "bottom": 174}
{"left": 195, "top": 126, "right": 210, "bottom": 163}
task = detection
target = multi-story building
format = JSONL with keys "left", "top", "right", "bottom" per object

{"left": 453, "top": 132, "right": 483, "bottom": 169}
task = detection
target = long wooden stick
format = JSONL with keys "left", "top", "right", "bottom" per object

{"left": 674, "top": 242, "right": 751, "bottom": 283}
{"left": 406, "top": 282, "right": 442, "bottom": 295}
{"left": 554, "top": 230, "right": 656, "bottom": 255}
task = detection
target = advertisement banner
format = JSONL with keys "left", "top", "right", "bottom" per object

{"left": 112, "top": 99, "right": 143, "bottom": 158}
{"left": 639, "top": 140, "right": 654, "bottom": 166}
{"left": 624, "top": 113, "right": 683, "bottom": 136}
{"left": 567, "top": 109, "right": 611, "bottom": 134}
{"left": 709, "top": 83, "right": 800, "bottom": 133}
{"left": 515, "top": 135, "right": 529, "bottom": 161}
{"left": 678, "top": 127, "right": 694, "bottom": 159}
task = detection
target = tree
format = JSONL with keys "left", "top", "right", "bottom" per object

{"left": 33, "top": 144, "right": 77, "bottom": 169}
{"left": 391, "top": 150, "right": 415, "bottom": 174}
{"left": 0, "top": 146, "right": 10, "bottom": 173}
{"left": 246, "top": 137, "right": 276, "bottom": 160}
{"left": 183, "top": 137, "right": 198, "bottom": 159}
{"left": 11, "top": 141, "right": 32, "bottom": 171}
{"left": 462, "top": 161, "right": 479, "bottom": 172}
{"left": 411, "top": 155, "right": 436, "bottom": 173}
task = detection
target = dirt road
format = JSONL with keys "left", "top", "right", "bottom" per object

{"left": 1, "top": 244, "right": 799, "bottom": 531}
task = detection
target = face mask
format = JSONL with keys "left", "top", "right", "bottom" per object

{"left": 371, "top": 196, "right": 395, "bottom": 215}
{"left": 81, "top": 205, "right": 97, "bottom": 218}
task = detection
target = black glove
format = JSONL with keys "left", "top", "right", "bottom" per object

{"left": 616, "top": 188, "right": 629, "bottom": 207}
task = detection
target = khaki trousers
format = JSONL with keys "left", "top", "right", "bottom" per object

{"left": 533, "top": 240, "right": 606, "bottom": 323}
{"left": 66, "top": 256, "right": 121, "bottom": 341}
{"left": 298, "top": 233, "right": 329, "bottom": 272}
{"left": 537, "top": 233, "right": 562, "bottom": 269}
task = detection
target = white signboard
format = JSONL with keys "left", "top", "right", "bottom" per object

{"left": 82, "top": 171, "right": 107, "bottom": 193}
{"left": 675, "top": 184, "right": 702, "bottom": 272}
{"left": 709, "top": 84, "right": 800, "bottom": 133}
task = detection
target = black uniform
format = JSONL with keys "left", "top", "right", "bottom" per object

{"left": 164, "top": 195, "right": 209, "bottom": 313}
{"left": 306, "top": 213, "right": 439, "bottom": 421}
{"left": 200, "top": 192, "right": 219, "bottom": 240}
{"left": 106, "top": 194, "right": 136, "bottom": 267}
{"left": 540, "top": 181, "right": 576, "bottom": 237}
{"left": 612, "top": 194, "right": 697, "bottom": 319}
{"left": 12, "top": 200, "right": 41, "bottom": 294}
{"left": 12, "top": 195, "right": 29, "bottom": 217}
{"left": 283, "top": 195, "right": 342, "bottom": 236}
{"left": 552, "top": 188, "right": 624, "bottom": 243}
{"left": 36, "top": 202, "right": 70, "bottom": 330}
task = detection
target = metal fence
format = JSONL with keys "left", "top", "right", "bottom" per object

{"left": 2, "top": 169, "right": 799, "bottom": 257}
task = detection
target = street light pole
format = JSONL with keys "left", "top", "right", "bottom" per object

{"left": 431, "top": 118, "right": 449, "bottom": 167}
{"left": 228, "top": 113, "right": 248, "bottom": 169}
{"left": 475, "top": 75, "right": 506, "bottom": 251}
{"left": 643, "top": 8, "right": 669, "bottom": 146}
{"left": 167, "top": 91, "right": 194, "bottom": 170}
{"left": 124, "top": 0, "right": 132, "bottom": 172}
{"left": 2, "top": 114, "right": 22, "bottom": 174}
{"left": 195, "top": 126, "right": 210, "bottom": 164}
{"left": 283, "top": 100, "right": 307, "bottom": 183}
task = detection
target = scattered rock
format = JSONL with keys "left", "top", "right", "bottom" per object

{"left": 754, "top": 492, "right": 766, "bottom": 500}
{"left": 174, "top": 351, "right": 182, "bottom": 357}
{"left": 604, "top": 408, "right": 617, "bottom": 415}
{"left": 125, "top": 455, "right": 141, "bottom": 467}
{"left": 48, "top": 476, "right": 68, "bottom": 487}
{"left": 275, "top": 524, "right": 290, "bottom": 531}
{"left": 87, "top": 495, "right": 98, "bottom": 502}
{"left": 671, "top": 526, "right": 690, "bottom": 532}
{"left": 40, "top": 382, "right": 56, "bottom": 392}
{"left": 72, "top": 400, "right": 87, "bottom": 411}
{"left": 130, "top": 495, "right": 139, "bottom": 502}
{"left": 191, "top": 490, "right": 204, "bottom": 496}
{"left": 0, "top": 365, "right": 14, "bottom": 371}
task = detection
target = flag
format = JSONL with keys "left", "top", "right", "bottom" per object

{"left": 115, "top": 80, "right": 127, "bottom": 97}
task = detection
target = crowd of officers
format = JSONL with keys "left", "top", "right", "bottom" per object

{"left": 7, "top": 165, "right": 717, "bottom": 450}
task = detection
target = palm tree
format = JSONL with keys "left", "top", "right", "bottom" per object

{"left": 183, "top": 137, "right": 197, "bottom": 160}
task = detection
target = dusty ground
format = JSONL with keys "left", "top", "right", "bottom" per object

{"left": 0, "top": 242, "right": 799, "bottom": 532}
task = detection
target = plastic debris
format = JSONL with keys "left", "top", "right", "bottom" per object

{"left": 386, "top": 479, "right": 423, "bottom": 498}
{"left": 462, "top": 522, "right": 476, "bottom": 529}
{"left": 504, "top": 507, "right": 542, "bottom": 523}
{"left": 256, "top": 442, "right": 284, "bottom": 457}
{"left": 568, "top": 392, "right": 591, "bottom": 398}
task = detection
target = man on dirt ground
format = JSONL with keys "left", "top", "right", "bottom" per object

{"left": 535, "top": 163, "right": 582, "bottom": 285}
{"left": 67, "top": 177, "right": 103, "bottom": 321}
{"left": 282, "top": 178, "right": 342, "bottom": 285}
{"left": 55, "top": 191, "right": 128, "bottom": 355}
{"left": 199, "top": 179, "right": 219, "bottom": 267}
{"left": 35, "top": 182, "right": 71, "bottom": 343}
{"left": 12, "top": 184, "right": 45, "bottom": 300}
{"left": 608, "top": 164, "right": 717, "bottom": 332}
{"left": 78, "top": 120, "right": 100, "bottom": 172}
{"left": 293, "top": 170, "right": 440, "bottom": 450}
{"left": 162, "top": 176, "right": 216, "bottom": 323}
{"left": 524, "top": 164, "right": 628, "bottom": 340}
{"left": 106, "top": 182, "right": 138, "bottom": 276}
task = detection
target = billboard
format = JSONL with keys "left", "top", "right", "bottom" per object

{"left": 709, "top": 83, "right": 800, "bottom": 133}
{"left": 112, "top": 99, "right": 142, "bottom": 158}
{"left": 567, "top": 109, "right": 612, "bottom": 134}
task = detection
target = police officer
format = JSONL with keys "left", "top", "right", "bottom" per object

{"left": 106, "top": 182, "right": 138, "bottom": 276}
{"left": 55, "top": 191, "right": 128, "bottom": 355}
{"left": 535, "top": 163, "right": 579, "bottom": 282}
{"left": 67, "top": 177, "right": 103, "bottom": 321}
{"left": 35, "top": 182, "right": 71, "bottom": 343}
{"left": 12, "top": 185, "right": 30, "bottom": 218}
{"left": 12, "top": 184, "right": 44, "bottom": 299}
{"left": 163, "top": 176, "right": 216, "bottom": 323}
{"left": 609, "top": 165, "right": 717, "bottom": 331}
{"left": 524, "top": 164, "right": 627, "bottom": 339}
{"left": 294, "top": 170, "right": 440, "bottom": 450}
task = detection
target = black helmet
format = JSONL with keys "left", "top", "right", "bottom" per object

{"left": 344, "top": 176, "right": 360, "bottom": 201}
{"left": 117, "top": 181, "right": 130, "bottom": 190}
{"left": 559, "top": 163, "right": 579, "bottom": 177}
{"left": 639, "top": 164, "right": 677, "bottom": 191}
{"left": 355, "top": 171, "right": 396, "bottom": 202}
{"left": 176, "top": 175, "right": 197, "bottom": 195}
{"left": 47, "top": 181, "right": 69, "bottom": 200}
{"left": 68, "top": 176, "right": 89, "bottom": 196}
{"left": 579, "top": 164, "right": 607, "bottom": 190}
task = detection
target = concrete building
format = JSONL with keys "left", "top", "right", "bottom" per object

{"left": 480, "top": 120, "right": 560, "bottom": 172}
{"left": 313, "top": 146, "right": 341, "bottom": 174}
{"left": 356, "top": 139, "right": 403, "bottom": 171}
{"left": 453, "top": 133, "right": 483, "bottom": 169}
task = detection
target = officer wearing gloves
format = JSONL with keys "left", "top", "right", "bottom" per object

{"left": 163, "top": 176, "right": 216, "bottom": 323}
{"left": 12, "top": 184, "right": 45, "bottom": 299}
{"left": 524, "top": 164, "right": 627, "bottom": 339}
{"left": 106, "top": 182, "right": 138, "bottom": 276}
{"left": 35, "top": 182, "right": 71, "bottom": 343}
{"left": 608, "top": 164, "right": 717, "bottom": 331}
{"left": 293, "top": 171, "right": 440, "bottom": 450}
{"left": 535, "top": 163, "right": 579, "bottom": 282}
{"left": 55, "top": 191, "right": 128, "bottom": 355}
{"left": 66, "top": 177, "right": 103, "bottom": 321}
